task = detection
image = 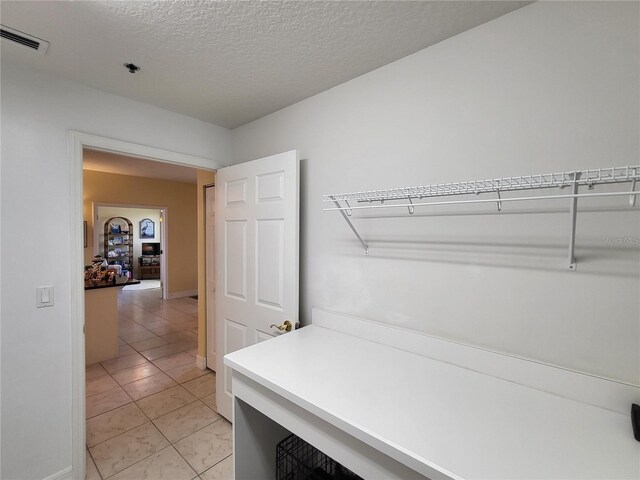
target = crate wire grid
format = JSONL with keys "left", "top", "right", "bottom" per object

{"left": 276, "top": 434, "right": 362, "bottom": 480}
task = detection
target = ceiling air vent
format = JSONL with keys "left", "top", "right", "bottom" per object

{"left": 0, "top": 25, "right": 49, "bottom": 54}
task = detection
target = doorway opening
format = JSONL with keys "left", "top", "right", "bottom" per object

{"left": 71, "top": 132, "right": 221, "bottom": 478}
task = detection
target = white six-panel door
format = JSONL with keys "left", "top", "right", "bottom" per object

{"left": 215, "top": 150, "right": 299, "bottom": 421}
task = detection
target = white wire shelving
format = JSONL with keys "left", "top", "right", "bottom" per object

{"left": 323, "top": 165, "right": 639, "bottom": 269}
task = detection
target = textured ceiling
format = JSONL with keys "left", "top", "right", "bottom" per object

{"left": 1, "top": 1, "right": 530, "bottom": 129}
{"left": 83, "top": 149, "right": 198, "bottom": 184}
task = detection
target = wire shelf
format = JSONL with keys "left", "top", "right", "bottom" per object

{"left": 322, "top": 165, "right": 639, "bottom": 268}
{"left": 323, "top": 166, "right": 639, "bottom": 204}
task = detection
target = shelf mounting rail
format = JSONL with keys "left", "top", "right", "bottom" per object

{"left": 323, "top": 165, "right": 639, "bottom": 269}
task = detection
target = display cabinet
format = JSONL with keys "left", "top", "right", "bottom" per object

{"left": 103, "top": 216, "right": 133, "bottom": 272}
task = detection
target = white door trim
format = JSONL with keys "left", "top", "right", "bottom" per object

{"left": 205, "top": 185, "right": 216, "bottom": 372}
{"left": 69, "top": 131, "right": 222, "bottom": 480}
{"left": 93, "top": 202, "right": 169, "bottom": 299}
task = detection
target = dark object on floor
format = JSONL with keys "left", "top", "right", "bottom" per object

{"left": 189, "top": 295, "right": 198, "bottom": 300}
{"left": 276, "top": 434, "right": 362, "bottom": 480}
{"left": 632, "top": 403, "right": 640, "bottom": 441}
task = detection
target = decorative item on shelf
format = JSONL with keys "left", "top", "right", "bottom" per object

{"left": 85, "top": 260, "right": 109, "bottom": 285}
{"left": 110, "top": 223, "right": 121, "bottom": 234}
{"left": 139, "top": 218, "right": 155, "bottom": 238}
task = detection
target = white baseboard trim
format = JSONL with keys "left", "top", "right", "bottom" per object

{"left": 167, "top": 289, "right": 197, "bottom": 299}
{"left": 43, "top": 466, "right": 72, "bottom": 480}
{"left": 196, "top": 354, "right": 207, "bottom": 370}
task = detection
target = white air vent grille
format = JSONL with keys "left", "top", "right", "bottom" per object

{"left": 0, "top": 25, "right": 49, "bottom": 54}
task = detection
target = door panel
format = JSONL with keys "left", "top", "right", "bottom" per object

{"left": 215, "top": 150, "right": 299, "bottom": 421}
{"left": 226, "top": 178, "right": 247, "bottom": 205}
{"left": 256, "top": 219, "right": 284, "bottom": 309}
{"left": 257, "top": 171, "right": 285, "bottom": 202}
{"left": 224, "top": 221, "right": 247, "bottom": 300}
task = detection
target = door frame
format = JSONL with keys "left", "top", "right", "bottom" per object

{"left": 69, "top": 131, "right": 223, "bottom": 479}
{"left": 93, "top": 202, "right": 169, "bottom": 299}
{"left": 205, "top": 184, "right": 217, "bottom": 371}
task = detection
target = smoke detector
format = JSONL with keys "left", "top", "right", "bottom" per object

{"left": 0, "top": 25, "right": 49, "bottom": 54}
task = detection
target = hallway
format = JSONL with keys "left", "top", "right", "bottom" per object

{"left": 85, "top": 288, "right": 232, "bottom": 480}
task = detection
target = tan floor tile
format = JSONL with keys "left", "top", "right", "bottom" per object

{"left": 171, "top": 303, "right": 198, "bottom": 314}
{"left": 101, "top": 353, "right": 148, "bottom": 374}
{"left": 129, "top": 336, "right": 168, "bottom": 352}
{"left": 119, "top": 322, "right": 150, "bottom": 336}
{"left": 166, "top": 364, "right": 209, "bottom": 384}
{"left": 86, "top": 363, "right": 109, "bottom": 380}
{"left": 122, "top": 372, "right": 177, "bottom": 400}
{"left": 162, "top": 332, "right": 196, "bottom": 344}
{"left": 108, "top": 446, "right": 197, "bottom": 480}
{"left": 169, "top": 321, "right": 198, "bottom": 332}
{"left": 133, "top": 313, "right": 170, "bottom": 327}
{"left": 86, "top": 449, "right": 101, "bottom": 480}
{"left": 186, "top": 348, "right": 199, "bottom": 357}
{"left": 182, "top": 373, "right": 215, "bottom": 399}
{"left": 153, "top": 401, "right": 220, "bottom": 443}
{"left": 90, "top": 422, "right": 169, "bottom": 478}
{"left": 153, "top": 352, "right": 196, "bottom": 372}
{"left": 174, "top": 419, "right": 232, "bottom": 474}
{"left": 121, "top": 329, "right": 158, "bottom": 344}
{"left": 136, "top": 386, "right": 198, "bottom": 419}
{"left": 112, "top": 362, "right": 162, "bottom": 386}
{"left": 137, "top": 318, "right": 173, "bottom": 331}
{"left": 140, "top": 343, "right": 188, "bottom": 361}
{"left": 172, "top": 339, "right": 198, "bottom": 352}
{"left": 118, "top": 338, "right": 127, "bottom": 346}
{"left": 86, "top": 375, "right": 119, "bottom": 397}
{"left": 201, "top": 393, "right": 217, "bottom": 412}
{"left": 118, "top": 344, "right": 137, "bottom": 357}
{"left": 118, "top": 318, "right": 139, "bottom": 330}
{"left": 86, "top": 386, "right": 132, "bottom": 419}
{"left": 158, "top": 309, "right": 191, "bottom": 322}
{"left": 86, "top": 403, "right": 148, "bottom": 447}
{"left": 148, "top": 325, "right": 182, "bottom": 336}
{"left": 200, "top": 455, "right": 233, "bottom": 480}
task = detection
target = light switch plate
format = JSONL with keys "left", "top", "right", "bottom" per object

{"left": 36, "top": 286, "right": 54, "bottom": 308}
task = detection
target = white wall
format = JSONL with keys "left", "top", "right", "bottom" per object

{"left": 232, "top": 2, "right": 640, "bottom": 384}
{"left": 0, "top": 63, "right": 231, "bottom": 479}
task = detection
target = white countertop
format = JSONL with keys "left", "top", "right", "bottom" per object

{"left": 225, "top": 324, "right": 639, "bottom": 479}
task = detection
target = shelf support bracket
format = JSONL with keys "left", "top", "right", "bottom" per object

{"left": 631, "top": 168, "right": 637, "bottom": 207}
{"left": 568, "top": 172, "right": 580, "bottom": 271}
{"left": 331, "top": 197, "right": 369, "bottom": 255}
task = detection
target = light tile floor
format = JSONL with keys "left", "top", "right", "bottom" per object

{"left": 86, "top": 288, "right": 233, "bottom": 480}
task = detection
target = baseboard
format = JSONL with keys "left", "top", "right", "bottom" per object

{"left": 196, "top": 354, "right": 207, "bottom": 370}
{"left": 43, "top": 466, "right": 72, "bottom": 480}
{"left": 167, "top": 289, "right": 198, "bottom": 299}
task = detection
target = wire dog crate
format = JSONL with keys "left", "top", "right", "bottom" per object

{"left": 276, "top": 434, "right": 363, "bottom": 480}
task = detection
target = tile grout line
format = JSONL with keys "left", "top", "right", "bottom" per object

{"left": 88, "top": 291, "right": 208, "bottom": 478}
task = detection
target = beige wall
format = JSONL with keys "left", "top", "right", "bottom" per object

{"left": 197, "top": 170, "right": 216, "bottom": 359}
{"left": 84, "top": 169, "right": 198, "bottom": 295}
